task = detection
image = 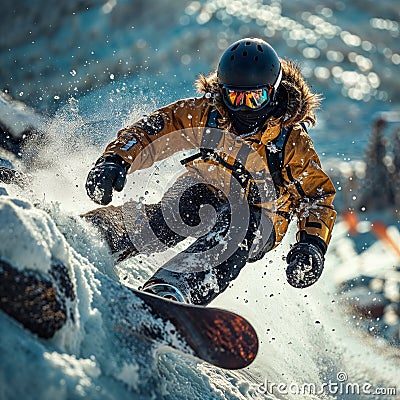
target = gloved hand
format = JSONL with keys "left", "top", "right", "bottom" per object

{"left": 86, "top": 155, "right": 129, "bottom": 205}
{"left": 286, "top": 238, "right": 325, "bottom": 288}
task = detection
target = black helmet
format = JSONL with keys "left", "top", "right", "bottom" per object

{"left": 217, "top": 38, "right": 282, "bottom": 90}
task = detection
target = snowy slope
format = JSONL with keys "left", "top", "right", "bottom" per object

{"left": 1, "top": 153, "right": 400, "bottom": 400}
{"left": 0, "top": 191, "right": 267, "bottom": 400}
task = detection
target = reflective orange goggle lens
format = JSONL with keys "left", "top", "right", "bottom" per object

{"left": 223, "top": 87, "right": 273, "bottom": 110}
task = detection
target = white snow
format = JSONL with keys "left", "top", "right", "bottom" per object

{"left": 0, "top": 92, "right": 47, "bottom": 138}
{"left": 0, "top": 196, "right": 70, "bottom": 274}
{"left": 116, "top": 362, "right": 140, "bottom": 391}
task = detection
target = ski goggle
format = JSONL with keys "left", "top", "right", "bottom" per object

{"left": 222, "top": 86, "right": 274, "bottom": 110}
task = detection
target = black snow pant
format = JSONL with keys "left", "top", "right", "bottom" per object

{"left": 140, "top": 176, "right": 276, "bottom": 305}
{"left": 83, "top": 175, "right": 276, "bottom": 305}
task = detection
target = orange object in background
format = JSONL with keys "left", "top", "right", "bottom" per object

{"left": 342, "top": 210, "right": 359, "bottom": 236}
{"left": 371, "top": 220, "right": 400, "bottom": 258}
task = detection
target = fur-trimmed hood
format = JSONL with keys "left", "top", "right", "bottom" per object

{"left": 195, "top": 59, "right": 322, "bottom": 129}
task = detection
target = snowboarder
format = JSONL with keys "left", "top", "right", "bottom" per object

{"left": 84, "top": 38, "right": 336, "bottom": 305}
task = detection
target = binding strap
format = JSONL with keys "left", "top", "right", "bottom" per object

{"left": 180, "top": 108, "right": 222, "bottom": 165}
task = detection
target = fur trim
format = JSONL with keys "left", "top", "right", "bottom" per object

{"left": 194, "top": 72, "right": 233, "bottom": 131}
{"left": 194, "top": 59, "right": 322, "bottom": 128}
{"left": 280, "top": 59, "right": 322, "bottom": 127}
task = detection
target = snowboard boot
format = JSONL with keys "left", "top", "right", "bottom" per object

{"left": 142, "top": 282, "right": 186, "bottom": 303}
{"left": 81, "top": 204, "right": 138, "bottom": 262}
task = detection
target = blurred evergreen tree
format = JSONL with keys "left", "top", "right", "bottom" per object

{"left": 359, "top": 118, "right": 394, "bottom": 210}
{"left": 391, "top": 128, "right": 400, "bottom": 207}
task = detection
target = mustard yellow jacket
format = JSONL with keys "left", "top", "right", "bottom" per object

{"left": 103, "top": 60, "right": 336, "bottom": 248}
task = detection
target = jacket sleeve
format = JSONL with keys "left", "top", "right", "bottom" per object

{"left": 281, "top": 125, "right": 337, "bottom": 247}
{"left": 102, "top": 98, "right": 205, "bottom": 171}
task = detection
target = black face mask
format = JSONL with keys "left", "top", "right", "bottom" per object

{"left": 227, "top": 105, "right": 274, "bottom": 135}
{"left": 227, "top": 86, "right": 288, "bottom": 136}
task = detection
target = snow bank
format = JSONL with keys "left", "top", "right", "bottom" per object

{"left": 0, "top": 196, "right": 71, "bottom": 273}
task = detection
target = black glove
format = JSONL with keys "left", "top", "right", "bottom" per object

{"left": 86, "top": 155, "right": 129, "bottom": 205}
{"left": 286, "top": 236, "right": 326, "bottom": 288}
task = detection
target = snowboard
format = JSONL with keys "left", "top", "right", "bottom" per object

{"left": 125, "top": 287, "right": 259, "bottom": 370}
